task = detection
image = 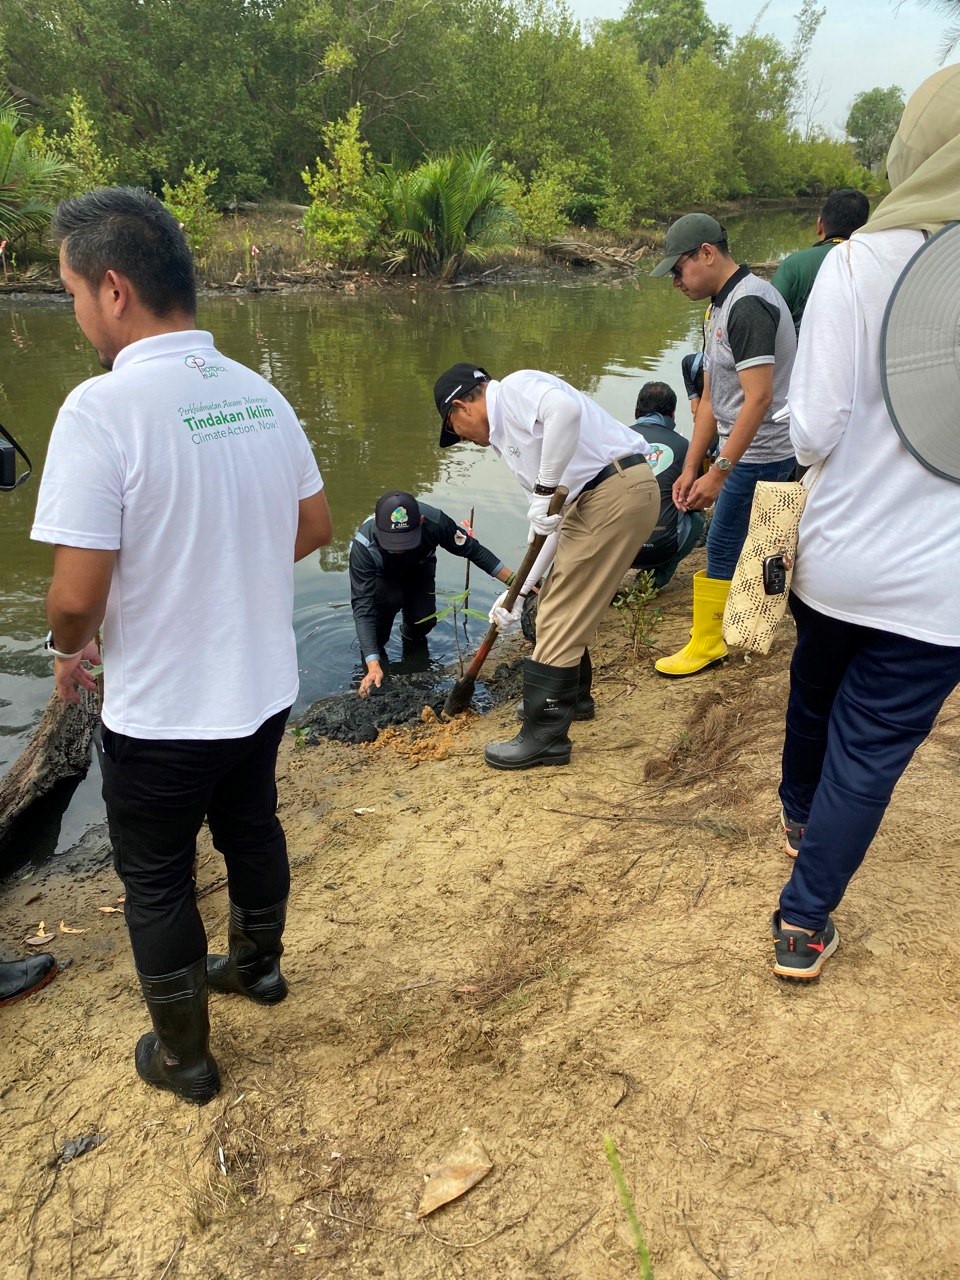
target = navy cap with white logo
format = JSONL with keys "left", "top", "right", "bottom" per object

{"left": 434, "top": 362, "right": 490, "bottom": 447}
{"left": 374, "top": 491, "right": 423, "bottom": 551}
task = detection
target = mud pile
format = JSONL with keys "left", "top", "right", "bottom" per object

{"left": 298, "top": 659, "right": 524, "bottom": 745}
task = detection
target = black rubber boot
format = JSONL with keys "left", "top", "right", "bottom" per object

{"left": 575, "top": 649, "right": 596, "bottom": 720}
{"left": 207, "top": 899, "right": 288, "bottom": 1005}
{"left": 515, "top": 649, "right": 594, "bottom": 721}
{"left": 0, "top": 954, "right": 58, "bottom": 1006}
{"left": 485, "top": 658, "right": 579, "bottom": 771}
{"left": 135, "top": 958, "right": 221, "bottom": 1105}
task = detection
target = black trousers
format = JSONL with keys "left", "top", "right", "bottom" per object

{"left": 101, "top": 707, "right": 291, "bottom": 975}
{"left": 374, "top": 567, "right": 437, "bottom": 647}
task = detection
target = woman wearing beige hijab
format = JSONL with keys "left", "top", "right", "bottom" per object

{"left": 770, "top": 65, "right": 960, "bottom": 980}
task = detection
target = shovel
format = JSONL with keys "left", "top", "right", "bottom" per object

{"left": 443, "top": 486, "right": 567, "bottom": 716}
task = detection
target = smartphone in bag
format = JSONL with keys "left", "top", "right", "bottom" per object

{"left": 762, "top": 553, "right": 788, "bottom": 596}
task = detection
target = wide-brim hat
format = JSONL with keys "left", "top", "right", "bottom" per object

{"left": 881, "top": 220, "right": 960, "bottom": 483}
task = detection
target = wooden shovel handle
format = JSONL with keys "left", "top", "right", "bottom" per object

{"left": 467, "top": 485, "right": 568, "bottom": 672}
{"left": 500, "top": 485, "right": 568, "bottom": 613}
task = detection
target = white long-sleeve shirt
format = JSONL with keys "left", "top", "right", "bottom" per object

{"left": 485, "top": 370, "right": 650, "bottom": 592}
{"left": 789, "top": 229, "right": 960, "bottom": 645}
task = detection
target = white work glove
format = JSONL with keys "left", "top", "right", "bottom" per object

{"left": 488, "top": 589, "right": 525, "bottom": 632}
{"left": 526, "top": 494, "right": 563, "bottom": 540}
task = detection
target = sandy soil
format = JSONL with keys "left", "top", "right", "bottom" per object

{"left": 4, "top": 549, "right": 960, "bottom": 1280}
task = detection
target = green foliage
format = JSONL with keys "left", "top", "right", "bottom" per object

{"left": 417, "top": 588, "right": 489, "bottom": 676}
{"left": 0, "top": 0, "right": 891, "bottom": 223}
{"left": 301, "top": 106, "right": 382, "bottom": 265}
{"left": 790, "top": 134, "right": 880, "bottom": 197}
{"left": 641, "top": 50, "right": 737, "bottom": 206}
{"left": 54, "top": 93, "right": 118, "bottom": 193}
{"left": 602, "top": 0, "right": 729, "bottom": 66}
{"left": 502, "top": 159, "right": 577, "bottom": 243}
{"left": 603, "top": 1135, "right": 654, "bottom": 1278}
{"left": 846, "top": 86, "right": 905, "bottom": 172}
{"left": 161, "top": 162, "right": 221, "bottom": 262}
{"left": 0, "top": 97, "right": 76, "bottom": 245}
{"left": 0, "top": 0, "right": 279, "bottom": 197}
{"left": 376, "top": 145, "right": 518, "bottom": 281}
{"left": 613, "top": 571, "right": 662, "bottom": 659}
{"left": 723, "top": 29, "right": 798, "bottom": 196}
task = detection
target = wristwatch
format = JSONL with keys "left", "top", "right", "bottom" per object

{"left": 713, "top": 455, "right": 734, "bottom": 473}
{"left": 43, "top": 630, "right": 84, "bottom": 660}
{"left": 533, "top": 482, "right": 558, "bottom": 495}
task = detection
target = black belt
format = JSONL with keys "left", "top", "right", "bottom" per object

{"left": 578, "top": 452, "right": 648, "bottom": 496}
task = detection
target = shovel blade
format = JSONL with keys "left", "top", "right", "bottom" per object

{"left": 443, "top": 673, "right": 477, "bottom": 717}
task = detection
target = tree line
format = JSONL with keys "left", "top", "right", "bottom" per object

{"left": 3, "top": 0, "right": 885, "bottom": 201}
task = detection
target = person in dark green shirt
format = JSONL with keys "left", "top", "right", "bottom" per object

{"left": 771, "top": 189, "right": 870, "bottom": 332}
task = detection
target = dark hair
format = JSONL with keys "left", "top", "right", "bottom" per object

{"left": 635, "top": 381, "right": 677, "bottom": 419}
{"left": 820, "top": 189, "right": 870, "bottom": 240}
{"left": 52, "top": 186, "right": 196, "bottom": 317}
{"left": 457, "top": 381, "right": 487, "bottom": 408}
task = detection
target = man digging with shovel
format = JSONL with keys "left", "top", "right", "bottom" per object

{"left": 434, "top": 363, "right": 659, "bottom": 770}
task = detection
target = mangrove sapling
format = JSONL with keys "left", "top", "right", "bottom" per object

{"left": 418, "top": 589, "right": 488, "bottom": 677}
{"left": 613, "top": 571, "right": 663, "bottom": 659}
{"left": 461, "top": 506, "right": 475, "bottom": 628}
{"left": 603, "top": 1135, "right": 654, "bottom": 1279}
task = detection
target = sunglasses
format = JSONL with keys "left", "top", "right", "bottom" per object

{"left": 670, "top": 248, "right": 701, "bottom": 280}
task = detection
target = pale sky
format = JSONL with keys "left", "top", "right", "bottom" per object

{"left": 569, "top": 0, "right": 950, "bottom": 134}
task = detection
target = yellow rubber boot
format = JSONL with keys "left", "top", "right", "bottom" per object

{"left": 655, "top": 570, "right": 730, "bottom": 677}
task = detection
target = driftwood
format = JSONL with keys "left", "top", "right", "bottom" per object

{"left": 750, "top": 259, "right": 778, "bottom": 280}
{"left": 0, "top": 280, "right": 64, "bottom": 295}
{"left": 0, "top": 687, "right": 101, "bottom": 842}
{"left": 546, "top": 239, "right": 650, "bottom": 270}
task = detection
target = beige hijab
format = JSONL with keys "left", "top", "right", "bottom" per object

{"left": 864, "top": 63, "right": 960, "bottom": 234}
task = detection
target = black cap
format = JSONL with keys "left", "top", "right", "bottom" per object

{"left": 433, "top": 362, "right": 490, "bottom": 447}
{"left": 374, "top": 491, "right": 423, "bottom": 551}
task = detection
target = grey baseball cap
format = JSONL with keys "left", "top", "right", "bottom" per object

{"left": 650, "top": 213, "right": 727, "bottom": 278}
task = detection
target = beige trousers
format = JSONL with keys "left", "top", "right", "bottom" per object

{"left": 533, "top": 460, "right": 659, "bottom": 668}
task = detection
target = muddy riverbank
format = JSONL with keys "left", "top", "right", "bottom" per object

{"left": 4, "top": 549, "right": 959, "bottom": 1280}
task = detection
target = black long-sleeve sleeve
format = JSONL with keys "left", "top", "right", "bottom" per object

{"left": 348, "top": 539, "right": 382, "bottom": 662}
{"left": 425, "top": 506, "right": 504, "bottom": 577}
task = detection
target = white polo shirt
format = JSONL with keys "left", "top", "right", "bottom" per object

{"left": 486, "top": 371, "right": 650, "bottom": 501}
{"left": 32, "top": 330, "right": 324, "bottom": 738}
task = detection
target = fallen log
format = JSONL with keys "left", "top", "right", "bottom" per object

{"left": 0, "top": 687, "right": 101, "bottom": 843}
{"left": 546, "top": 239, "right": 650, "bottom": 270}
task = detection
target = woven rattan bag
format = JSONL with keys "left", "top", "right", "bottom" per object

{"left": 722, "top": 480, "right": 808, "bottom": 654}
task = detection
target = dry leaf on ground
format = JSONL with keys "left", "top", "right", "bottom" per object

{"left": 59, "top": 920, "right": 88, "bottom": 934}
{"left": 417, "top": 1129, "right": 493, "bottom": 1219}
{"left": 24, "top": 921, "right": 55, "bottom": 946}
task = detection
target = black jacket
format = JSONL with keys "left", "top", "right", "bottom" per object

{"left": 349, "top": 502, "right": 503, "bottom": 659}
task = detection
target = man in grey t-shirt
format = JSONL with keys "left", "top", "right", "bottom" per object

{"left": 649, "top": 213, "right": 797, "bottom": 677}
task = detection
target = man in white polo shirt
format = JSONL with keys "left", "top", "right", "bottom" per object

{"left": 434, "top": 363, "right": 659, "bottom": 769}
{"left": 32, "top": 188, "right": 332, "bottom": 1104}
